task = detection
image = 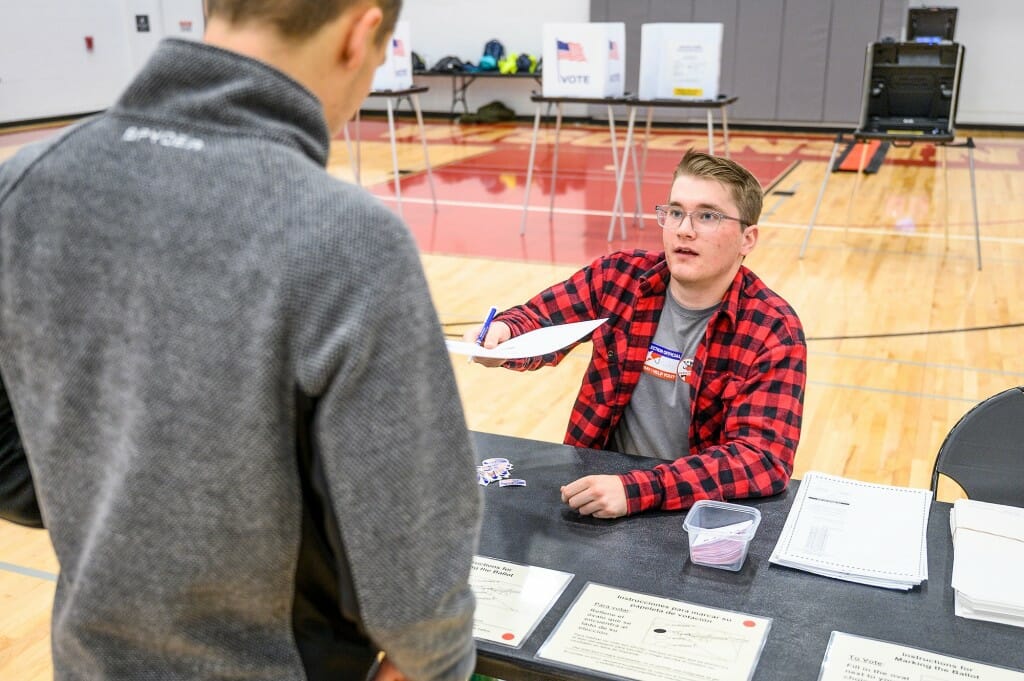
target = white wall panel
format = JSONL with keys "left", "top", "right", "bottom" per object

{"left": 0, "top": 0, "right": 204, "bottom": 125}
{"left": 363, "top": 0, "right": 590, "bottom": 116}
{"left": 934, "top": 0, "right": 1024, "bottom": 126}
{"left": 2, "top": 0, "right": 1023, "bottom": 127}
{"left": 0, "top": 1, "right": 132, "bottom": 123}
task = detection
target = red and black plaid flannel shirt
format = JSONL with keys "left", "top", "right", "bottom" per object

{"left": 497, "top": 250, "right": 807, "bottom": 515}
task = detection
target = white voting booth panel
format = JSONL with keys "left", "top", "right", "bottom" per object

{"left": 541, "top": 23, "right": 625, "bottom": 98}
{"left": 638, "top": 23, "right": 723, "bottom": 100}
{"left": 372, "top": 21, "right": 412, "bottom": 91}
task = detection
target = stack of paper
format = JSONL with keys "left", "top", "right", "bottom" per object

{"left": 769, "top": 471, "right": 931, "bottom": 590}
{"left": 950, "top": 498, "right": 1024, "bottom": 628}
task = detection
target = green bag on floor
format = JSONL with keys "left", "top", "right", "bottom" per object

{"left": 459, "top": 101, "right": 516, "bottom": 124}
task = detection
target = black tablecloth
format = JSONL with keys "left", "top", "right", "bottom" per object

{"left": 471, "top": 431, "right": 1024, "bottom": 680}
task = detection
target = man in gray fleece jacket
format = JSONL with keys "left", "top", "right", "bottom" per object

{"left": 0, "top": 2, "right": 481, "bottom": 680}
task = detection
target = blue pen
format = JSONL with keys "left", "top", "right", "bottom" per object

{"left": 475, "top": 307, "right": 498, "bottom": 346}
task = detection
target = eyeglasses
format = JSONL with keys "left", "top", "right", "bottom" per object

{"left": 654, "top": 205, "right": 748, "bottom": 232}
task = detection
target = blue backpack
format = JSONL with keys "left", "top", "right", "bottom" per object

{"left": 483, "top": 39, "right": 505, "bottom": 61}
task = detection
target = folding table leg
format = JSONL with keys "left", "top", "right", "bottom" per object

{"left": 636, "top": 107, "right": 655, "bottom": 231}
{"left": 606, "top": 105, "right": 626, "bottom": 239}
{"left": 385, "top": 97, "right": 402, "bottom": 218}
{"left": 602, "top": 106, "right": 626, "bottom": 238}
{"left": 520, "top": 105, "right": 543, "bottom": 235}
{"left": 411, "top": 94, "right": 437, "bottom": 213}
{"left": 631, "top": 129, "right": 643, "bottom": 227}
{"left": 706, "top": 110, "right": 715, "bottom": 156}
{"left": 354, "top": 110, "right": 362, "bottom": 186}
{"left": 721, "top": 105, "right": 731, "bottom": 160}
{"left": 608, "top": 105, "right": 636, "bottom": 241}
{"left": 342, "top": 123, "right": 358, "bottom": 185}
{"left": 548, "top": 103, "right": 563, "bottom": 219}
{"left": 800, "top": 137, "right": 842, "bottom": 259}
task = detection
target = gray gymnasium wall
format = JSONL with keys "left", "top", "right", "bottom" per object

{"left": 590, "top": 0, "right": 905, "bottom": 126}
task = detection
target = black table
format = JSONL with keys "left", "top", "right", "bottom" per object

{"left": 413, "top": 69, "right": 541, "bottom": 116}
{"left": 470, "top": 431, "right": 1024, "bottom": 681}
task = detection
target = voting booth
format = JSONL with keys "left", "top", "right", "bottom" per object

{"left": 372, "top": 21, "right": 412, "bottom": 91}
{"left": 858, "top": 41, "right": 964, "bottom": 137}
{"left": 541, "top": 23, "right": 625, "bottom": 98}
{"left": 638, "top": 23, "right": 723, "bottom": 100}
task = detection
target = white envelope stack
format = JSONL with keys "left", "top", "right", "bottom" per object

{"left": 372, "top": 21, "right": 412, "bottom": 91}
{"left": 950, "top": 498, "right": 1024, "bottom": 628}
{"left": 541, "top": 23, "right": 625, "bottom": 98}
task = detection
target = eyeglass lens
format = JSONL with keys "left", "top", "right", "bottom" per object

{"left": 656, "top": 207, "right": 721, "bottom": 231}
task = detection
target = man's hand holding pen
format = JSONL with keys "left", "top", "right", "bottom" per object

{"left": 463, "top": 310, "right": 512, "bottom": 368}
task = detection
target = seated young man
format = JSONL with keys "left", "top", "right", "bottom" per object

{"left": 466, "top": 150, "right": 807, "bottom": 519}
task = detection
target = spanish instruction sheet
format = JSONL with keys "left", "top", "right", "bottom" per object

{"left": 818, "top": 632, "right": 1024, "bottom": 681}
{"left": 469, "top": 556, "right": 574, "bottom": 648}
{"left": 537, "top": 582, "right": 771, "bottom": 681}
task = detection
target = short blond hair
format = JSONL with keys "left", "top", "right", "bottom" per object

{"left": 672, "top": 149, "right": 763, "bottom": 226}
{"left": 206, "top": 0, "right": 400, "bottom": 43}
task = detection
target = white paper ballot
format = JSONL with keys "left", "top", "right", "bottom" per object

{"left": 469, "top": 556, "right": 574, "bottom": 648}
{"left": 769, "top": 472, "right": 931, "bottom": 590}
{"left": 819, "top": 631, "right": 1024, "bottom": 681}
{"left": 447, "top": 318, "right": 607, "bottom": 360}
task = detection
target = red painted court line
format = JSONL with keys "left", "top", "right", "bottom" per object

{"left": 360, "top": 126, "right": 810, "bottom": 264}
{"left": 6, "top": 119, "right": 1020, "bottom": 265}
{"left": 396, "top": 199, "right": 666, "bottom": 265}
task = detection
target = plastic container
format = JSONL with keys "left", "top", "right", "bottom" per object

{"left": 683, "top": 500, "right": 761, "bottom": 572}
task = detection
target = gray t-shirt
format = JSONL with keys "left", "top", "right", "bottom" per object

{"left": 611, "top": 295, "right": 718, "bottom": 460}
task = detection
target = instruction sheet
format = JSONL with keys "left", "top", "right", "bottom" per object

{"left": 819, "top": 632, "right": 1024, "bottom": 681}
{"left": 537, "top": 582, "right": 770, "bottom": 681}
{"left": 469, "top": 556, "right": 574, "bottom": 648}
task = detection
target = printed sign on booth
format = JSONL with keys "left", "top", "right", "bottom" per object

{"left": 372, "top": 21, "right": 412, "bottom": 92}
{"left": 542, "top": 23, "right": 625, "bottom": 98}
{"left": 639, "top": 23, "right": 723, "bottom": 101}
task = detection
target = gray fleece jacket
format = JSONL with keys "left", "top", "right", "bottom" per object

{"left": 0, "top": 38, "right": 480, "bottom": 681}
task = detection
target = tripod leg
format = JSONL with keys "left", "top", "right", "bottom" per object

{"left": 843, "top": 140, "right": 870, "bottom": 239}
{"left": 941, "top": 143, "right": 949, "bottom": 252}
{"left": 967, "top": 138, "right": 982, "bottom": 270}
{"left": 800, "top": 138, "right": 842, "bottom": 259}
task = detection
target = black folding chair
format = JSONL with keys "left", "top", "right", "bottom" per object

{"left": 930, "top": 387, "right": 1024, "bottom": 507}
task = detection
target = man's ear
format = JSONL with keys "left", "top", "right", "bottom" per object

{"left": 338, "top": 5, "right": 384, "bottom": 70}
{"left": 739, "top": 224, "right": 759, "bottom": 256}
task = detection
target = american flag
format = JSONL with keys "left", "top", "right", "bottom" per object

{"left": 609, "top": 40, "right": 619, "bottom": 60}
{"left": 556, "top": 39, "right": 586, "bottom": 62}
{"left": 392, "top": 37, "right": 405, "bottom": 57}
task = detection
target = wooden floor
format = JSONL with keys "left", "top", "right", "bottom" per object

{"left": 2, "top": 116, "right": 1023, "bottom": 679}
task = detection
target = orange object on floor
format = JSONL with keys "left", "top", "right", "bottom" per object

{"left": 835, "top": 140, "right": 882, "bottom": 172}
